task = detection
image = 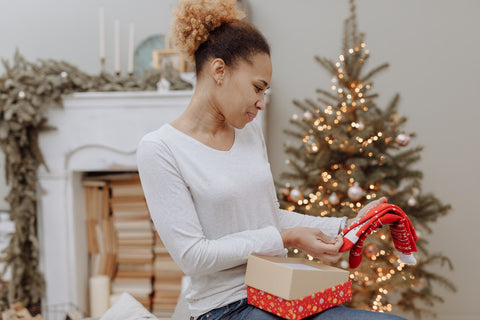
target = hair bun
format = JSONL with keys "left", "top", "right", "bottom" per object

{"left": 171, "top": 0, "right": 246, "bottom": 59}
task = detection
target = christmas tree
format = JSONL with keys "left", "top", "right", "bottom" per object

{"left": 278, "top": 1, "right": 455, "bottom": 318}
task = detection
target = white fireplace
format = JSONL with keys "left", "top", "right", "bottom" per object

{"left": 36, "top": 90, "right": 268, "bottom": 314}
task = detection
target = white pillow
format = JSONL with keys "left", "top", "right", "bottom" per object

{"left": 99, "top": 293, "right": 158, "bottom": 320}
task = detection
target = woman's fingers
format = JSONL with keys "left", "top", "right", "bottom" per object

{"left": 314, "top": 230, "right": 336, "bottom": 244}
{"left": 285, "top": 227, "right": 345, "bottom": 263}
{"left": 358, "top": 196, "right": 388, "bottom": 218}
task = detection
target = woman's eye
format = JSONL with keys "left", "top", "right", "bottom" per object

{"left": 254, "top": 86, "right": 263, "bottom": 93}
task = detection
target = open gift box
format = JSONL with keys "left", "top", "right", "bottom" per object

{"left": 245, "top": 255, "right": 352, "bottom": 320}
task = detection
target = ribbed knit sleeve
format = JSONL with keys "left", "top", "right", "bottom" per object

{"left": 252, "top": 122, "right": 343, "bottom": 239}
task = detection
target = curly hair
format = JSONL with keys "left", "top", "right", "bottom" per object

{"left": 171, "top": 0, "right": 270, "bottom": 75}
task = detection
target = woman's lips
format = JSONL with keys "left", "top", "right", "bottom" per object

{"left": 247, "top": 112, "right": 256, "bottom": 121}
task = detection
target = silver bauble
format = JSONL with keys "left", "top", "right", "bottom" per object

{"left": 303, "top": 111, "right": 313, "bottom": 121}
{"left": 395, "top": 133, "right": 411, "bottom": 146}
{"left": 289, "top": 188, "right": 303, "bottom": 202}
{"left": 348, "top": 183, "right": 365, "bottom": 201}
{"left": 329, "top": 192, "right": 340, "bottom": 205}
{"left": 408, "top": 196, "right": 417, "bottom": 207}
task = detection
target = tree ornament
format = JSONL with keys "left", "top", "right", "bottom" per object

{"left": 18, "top": 91, "right": 26, "bottom": 99}
{"left": 281, "top": 188, "right": 290, "bottom": 200}
{"left": 60, "top": 71, "right": 68, "bottom": 78}
{"left": 292, "top": 114, "right": 299, "bottom": 121}
{"left": 329, "top": 192, "right": 340, "bottom": 205}
{"left": 357, "top": 121, "right": 365, "bottom": 130}
{"left": 408, "top": 196, "right": 417, "bottom": 207}
{"left": 340, "top": 260, "right": 349, "bottom": 269}
{"left": 364, "top": 243, "right": 379, "bottom": 258}
{"left": 348, "top": 182, "right": 366, "bottom": 201}
{"left": 395, "top": 133, "right": 411, "bottom": 146}
{"left": 303, "top": 111, "right": 313, "bottom": 121}
{"left": 289, "top": 188, "right": 303, "bottom": 202}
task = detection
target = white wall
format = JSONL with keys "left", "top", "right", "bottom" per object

{"left": 0, "top": 1, "right": 478, "bottom": 319}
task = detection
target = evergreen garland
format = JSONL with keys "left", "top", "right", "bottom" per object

{"left": 0, "top": 50, "right": 192, "bottom": 312}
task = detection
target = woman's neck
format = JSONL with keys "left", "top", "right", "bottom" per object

{"left": 170, "top": 84, "right": 235, "bottom": 149}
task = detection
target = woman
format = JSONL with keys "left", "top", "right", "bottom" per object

{"left": 137, "top": 0, "right": 406, "bottom": 319}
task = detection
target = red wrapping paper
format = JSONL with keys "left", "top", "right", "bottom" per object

{"left": 247, "top": 281, "right": 352, "bottom": 319}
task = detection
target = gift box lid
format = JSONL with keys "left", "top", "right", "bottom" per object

{"left": 245, "top": 255, "right": 350, "bottom": 300}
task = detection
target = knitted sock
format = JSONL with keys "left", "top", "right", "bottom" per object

{"left": 339, "top": 203, "right": 418, "bottom": 269}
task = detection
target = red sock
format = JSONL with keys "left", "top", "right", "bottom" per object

{"left": 340, "top": 203, "right": 418, "bottom": 269}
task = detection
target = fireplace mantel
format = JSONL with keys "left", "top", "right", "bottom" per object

{"left": 37, "top": 90, "right": 267, "bottom": 314}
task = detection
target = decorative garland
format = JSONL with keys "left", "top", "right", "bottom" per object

{"left": 0, "top": 50, "right": 192, "bottom": 312}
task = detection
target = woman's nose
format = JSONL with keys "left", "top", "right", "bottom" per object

{"left": 256, "top": 98, "right": 266, "bottom": 110}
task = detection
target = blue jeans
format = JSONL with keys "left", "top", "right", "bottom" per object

{"left": 192, "top": 298, "right": 406, "bottom": 320}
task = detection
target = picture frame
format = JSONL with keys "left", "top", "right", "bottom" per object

{"left": 152, "top": 49, "right": 186, "bottom": 73}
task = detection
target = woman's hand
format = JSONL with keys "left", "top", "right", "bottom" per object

{"left": 346, "top": 196, "right": 388, "bottom": 227}
{"left": 281, "top": 227, "right": 344, "bottom": 264}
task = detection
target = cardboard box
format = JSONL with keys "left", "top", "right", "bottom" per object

{"left": 245, "top": 255, "right": 352, "bottom": 319}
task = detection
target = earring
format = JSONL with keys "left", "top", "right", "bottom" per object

{"left": 217, "top": 79, "right": 222, "bottom": 86}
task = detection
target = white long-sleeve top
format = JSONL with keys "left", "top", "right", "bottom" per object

{"left": 136, "top": 120, "right": 342, "bottom": 317}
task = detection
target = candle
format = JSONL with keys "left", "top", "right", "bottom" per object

{"left": 99, "top": 8, "right": 105, "bottom": 60}
{"left": 114, "top": 20, "right": 120, "bottom": 74}
{"left": 89, "top": 275, "right": 110, "bottom": 317}
{"left": 128, "top": 23, "right": 135, "bottom": 75}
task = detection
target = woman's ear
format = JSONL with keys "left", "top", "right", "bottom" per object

{"left": 210, "top": 58, "right": 226, "bottom": 85}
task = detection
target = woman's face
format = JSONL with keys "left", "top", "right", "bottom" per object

{"left": 218, "top": 53, "right": 272, "bottom": 129}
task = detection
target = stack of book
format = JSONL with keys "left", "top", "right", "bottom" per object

{"left": 110, "top": 176, "right": 154, "bottom": 309}
{"left": 83, "top": 180, "right": 117, "bottom": 279}
{"left": 152, "top": 233, "right": 184, "bottom": 318}
{"left": 83, "top": 172, "right": 185, "bottom": 316}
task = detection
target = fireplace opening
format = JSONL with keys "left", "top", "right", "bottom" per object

{"left": 80, "top": 171, "right": 183, "bottom": 318}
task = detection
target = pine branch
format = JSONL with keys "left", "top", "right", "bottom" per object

{"left": 359, "top": 63, "right": 389, "bottom": 83}
{"left": 315, "top": 88, "right": 342, "bottom": 102}
{"left": 314, "top": 56, "right": 338, "bottom": 75}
